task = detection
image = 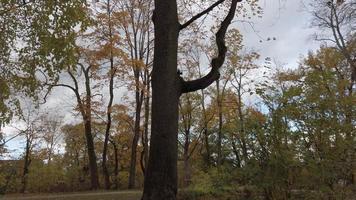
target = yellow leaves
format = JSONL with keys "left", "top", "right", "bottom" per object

{"left": 95, "top": 41, "right": 126, "bottom": 61}
{"left": 131, "top": 59, "right": 145, "bottom": 71}
{"left": 246, "top": 107, "right": 266, "bottom": 124}
{"left": 113, "top": 11, "right": 130, "bottom": 27}
{"left": 110, "top": 105, "right": 134, "bottom": 139}
{"left": 305, "top": 46, "right": 343, "bottom": 71}
{"left": 276, "top": 70, "right": 302, "bottom": 82}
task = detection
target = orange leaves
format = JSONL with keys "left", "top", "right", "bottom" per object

{"left": 95, "top": 41, "right": 128, "bottom": 62}
{"left": 111, "top": 104, "right": 134, "bottom": 133}
{"left": 246, "top": 107, "right": 266, "bottom": 124}
{"left": 113, "top": 10, "right": 130, "bottom": 28}
{"left": 128, "top": 59, "right": 146, "bottom": 73}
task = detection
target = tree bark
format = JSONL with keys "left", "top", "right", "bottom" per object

{"left": 141, "top": 82, "right": 150, "bottom": 175}
{"left": 142, "top": 0, "right": 240, "bottom": 199}
{"left": 83, "top": 66, "right": 100, "bottom": 190}
{"left": 236, "top": 73, "right": 248, "bottom": 163}
{"left": 200, "top": 89, "right": 211, "bottom": 167}
{"left": 183, "top": 131, "right": 191, "bottom": 187}
{"left": 143, "top": 95, "right": 150, "bottom": 172}
{"left": 102, "top": 64, "right": 115, "bottom": 190}
{"left": 109, "top": 138, "right": 119, "bottom": 190}
{"left": 74, "top": 66, "right": 100, "bottom": 190}
{"left": 142, "top": 1, "right": 180, "bottom": 199}
{"left": 21, "top": 137, "right": 31, "bottom": 193}
{"left": 102, "top": 0, "right": 116, "bottom": 190}
{"left": 216, "top": 80, "right": 223, "bottom": 167}
{"left": 83, "top": 119, "right": 99, "bottom": 190}
{"left": 128, "top": 87, "right": 143, "bottom": 189}
{"left": 50, "top": 66, "right": 100, "bottom": 190}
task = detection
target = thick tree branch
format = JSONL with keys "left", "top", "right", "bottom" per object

{"left": 180, "top": 0, "right": 226, "bottom": 30}
{"left": 181, "top": 0, "right": 241, "bottom": 94}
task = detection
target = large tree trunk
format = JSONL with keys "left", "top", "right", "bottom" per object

{"left": 142, "top": 1, "right": 239, "bottom": 199}
{"left": 142, "top": 1, "right": 180, "bottom": 199}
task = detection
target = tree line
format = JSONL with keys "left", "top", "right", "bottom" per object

{"left": 0, "top": 0, "right": 355, "bottom": 199}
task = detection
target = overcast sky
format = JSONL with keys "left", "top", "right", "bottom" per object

{"left": 2, "top": 0, "right": 323, "bottom": 158}
{"left": 237, "top": 0, "right": 320, "bottom": 67}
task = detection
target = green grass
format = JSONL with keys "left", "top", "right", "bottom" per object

{"left": 1, "top": 190, "right": 142, "bottom": 200}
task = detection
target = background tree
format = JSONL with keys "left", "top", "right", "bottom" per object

{"left": 114, "top": 0, "right": 153, "bottom": 189}
{"left": 309, "top": 0, "right": 356, "bottom": 93}
{"left": 87, "top": 0, "right": 129, "bottom": 190}
{"left": 0, "top": 1, "right": 89, "bottom": 127}
{"left": 62, "top": 123, "right": 90, "bottom": 190}
{"left": 11, "top": 106, "right": 43, "bottom": 193}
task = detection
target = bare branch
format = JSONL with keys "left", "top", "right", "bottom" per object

{"left": 46, "top": 83, "right": 76, "bottom": 94}
{"left": 180, "top": 0, "right": 226, "bottom": 30}
{"left": 181, "top": 0, "right": 241, "bottom": 94}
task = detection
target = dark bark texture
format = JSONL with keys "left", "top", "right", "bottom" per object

{"left": 142, "top": 0, "right": 240, "bottom": 199}
{"left": 142, "top": 0, "right": 180, "bottom": 199}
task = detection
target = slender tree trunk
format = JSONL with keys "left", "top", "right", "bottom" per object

{"left": 141, "top": 78, "right": 150, "bottom": 175}
{"left": 231, "top": 138, "right": 241, "bottom": 168}
{"left": 102, "top": 120, "right": 111, "bottom": 189}
{"left": 201, "top": 90, "right": 211, "bottom": 167}
{"left": 237, "top": 81, "right": 248, "bottom": 162}
{"left": 123, "top": 0, "right": 152, "bottom": 188}
{"left": 21, "top": 139, "right": 31, "bottom": 193}
{"left": 102, "top": 0, "right": 116, "bottom": 189}
{"left": 129, "top": 87, "right": 143, "bottom": 189}
{"left": 203, "top": 128, "right": 211, "bottom": 166}
{"left": 102, "top": 100, "right": 113, "bottom": 189}
{"left": 216, "top": 80, "right": 223, "bottom": 167}
{"left": 47, "top": 141, "right": 54, "bottom": 166}
{"left": 83, "top": 67, "right": 99, "bottom": 190}
{"left": 102, "top": 57, "right": 115, "bottom": 190}
{"left": 57, "top": 67, "right": 100, "bottom": 190}
{"left": 183, "top": 131, "right": 191, "bottom": 187}
{"left": 109, "top": 138, "right": 119, "bottom": 190}
{"left": 83, "top": 118, "right": 99, "bottom": 190}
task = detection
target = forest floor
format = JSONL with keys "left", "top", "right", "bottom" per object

{"left": 1, "top": 190, "right": 142, "bottom": 200}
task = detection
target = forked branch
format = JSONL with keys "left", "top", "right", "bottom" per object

{"left": 181, "top": 0, "right": 241, "bottom": 94}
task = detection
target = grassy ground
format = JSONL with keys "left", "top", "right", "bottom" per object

{"left": 1, "top": 190, "right": 142, "bottom": 200}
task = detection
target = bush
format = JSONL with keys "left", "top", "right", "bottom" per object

{"left": 178, "top": 167, "right": 255, "bottom": 200}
